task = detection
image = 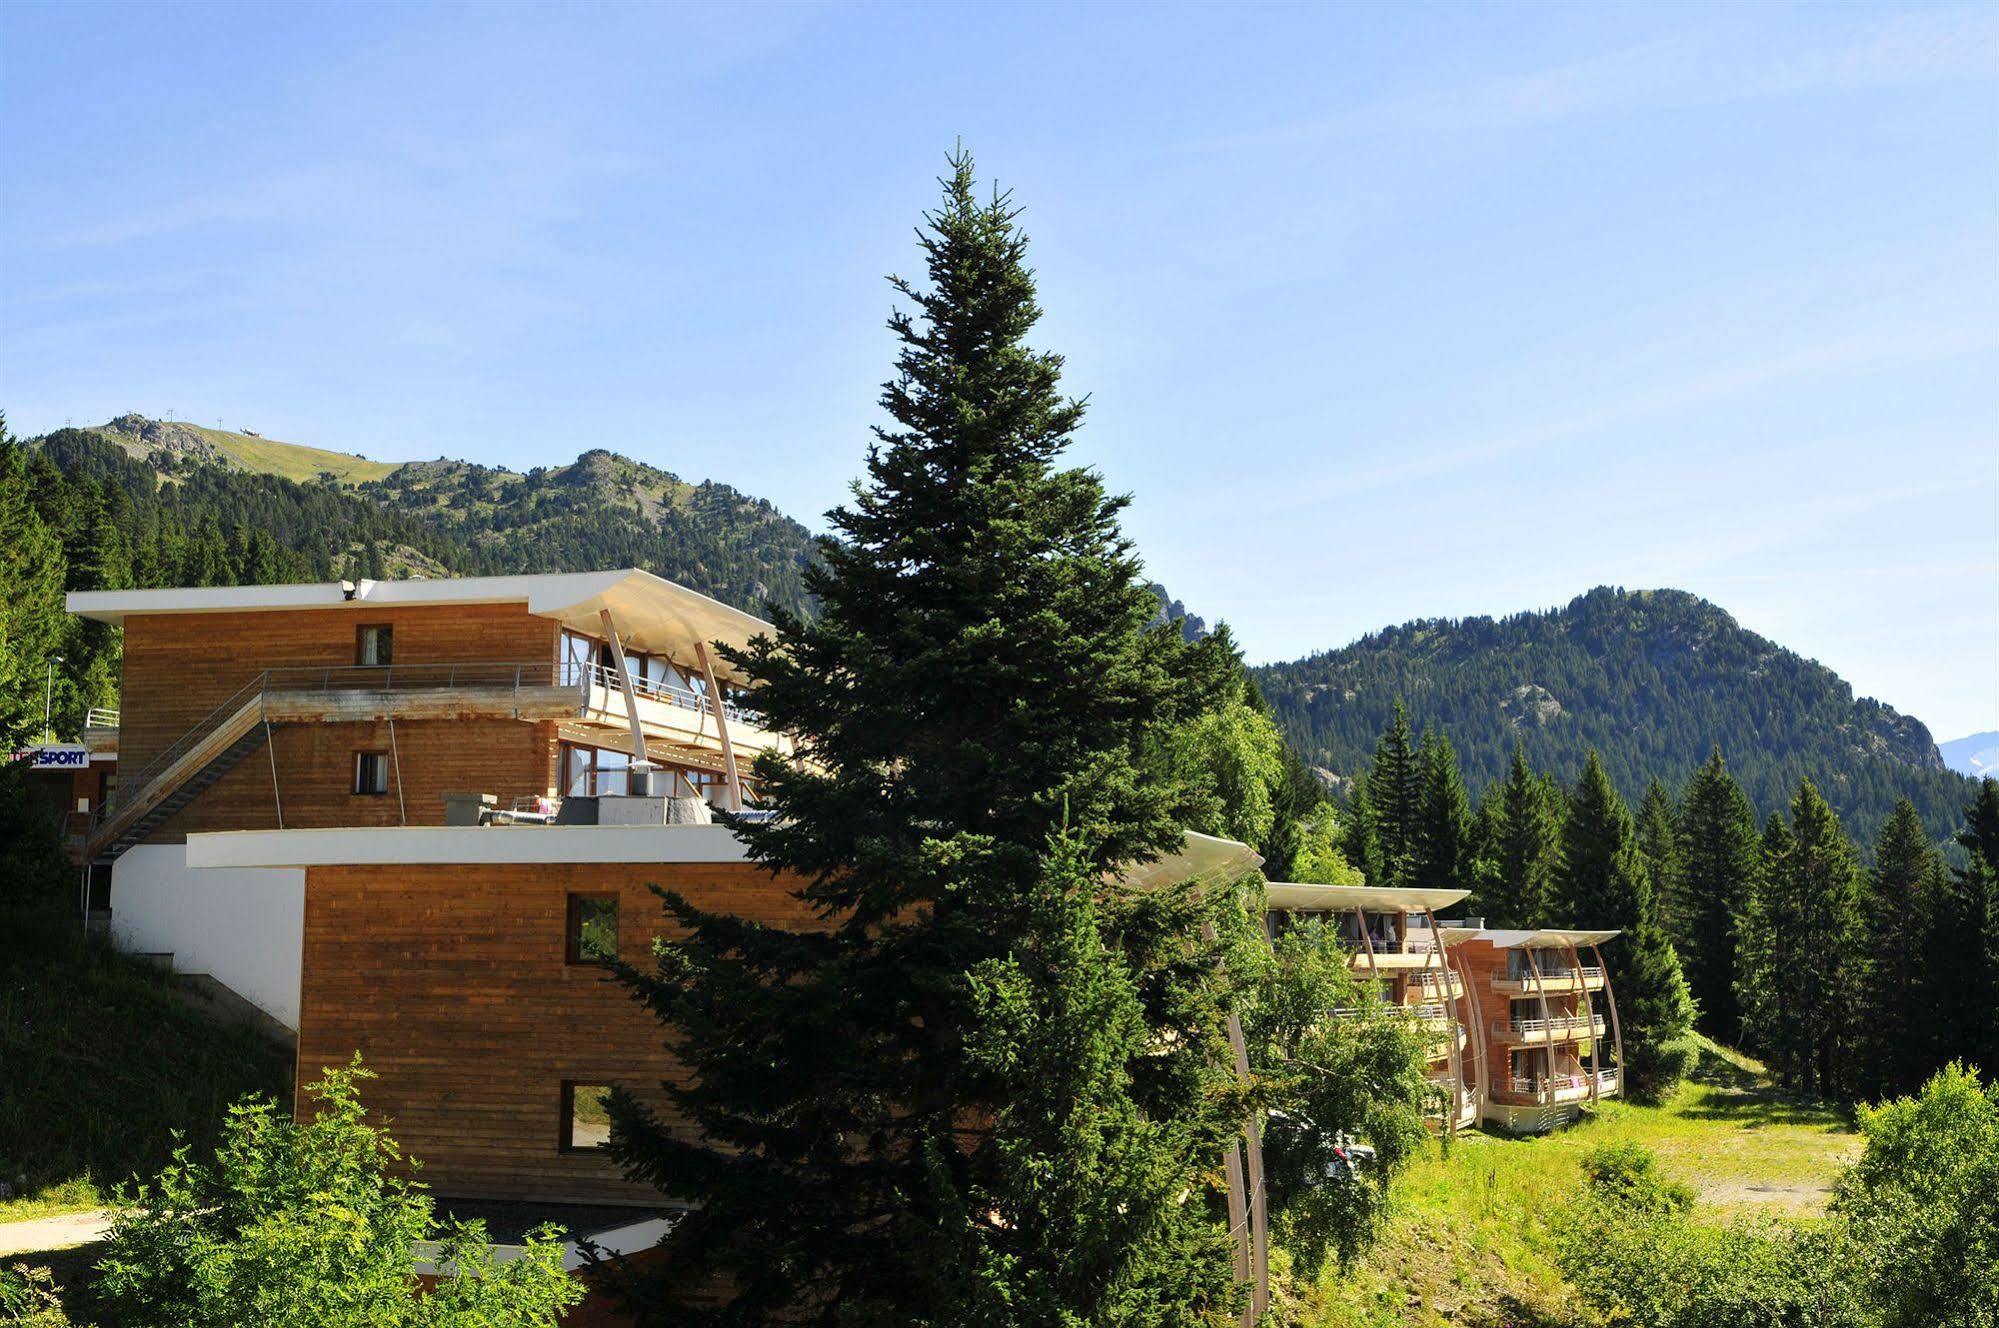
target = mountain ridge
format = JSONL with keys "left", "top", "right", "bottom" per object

{"left": 30, "top": 415, "right": 820, "bottom": 619}
{"left": 1251, "top": 586, "right": 1975, "bottom": 847}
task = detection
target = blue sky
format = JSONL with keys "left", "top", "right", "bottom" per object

{"left": 4, "top": 1, "right": 1995, "bottom": 738}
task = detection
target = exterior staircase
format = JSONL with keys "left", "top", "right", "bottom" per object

{"left": 86, "top": 686, "right": 269, "bottom": 865}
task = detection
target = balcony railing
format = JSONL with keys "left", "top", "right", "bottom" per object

{"left": 1504, "top": 1072, "right": 1609, "bottom": 1096}
{"left": 1492, "top": 1013, "right": 1605, "bottom": 1040}
{"left": 570, "top": 660, "right": 760, "bottom": 728}
{"left": 1350, "top": 936, "right": 1440, "bottom": 957}
{"left": 85, "top": 707, "right": 120, "bottom": 729}
{"left": 99, "top": 660, "right": 764, "bottom": 821}
{"left": 1329, "top": 1002, "right": 1452, "bottom": 1023}
{"left": 1499, "top": 965, "right": 1604, "bottom": 984}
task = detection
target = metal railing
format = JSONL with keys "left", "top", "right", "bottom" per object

{"left": 99, "top": 662, "right": 579, "bottom": 821}
{"left": 1499, "top": 965, "right": 1604, "bottom": 984}
{"left": 1335, "top": 1000, "right": 1447, "bottom": 1020}
{"left": 1505, "top": 1073, "right": 1597, "bottom": 1095}
{"left": 85, "top": 707, "right": 120, "bottom": 729}
{"left": 1492, "top": 1013, "right": 1605, "bottom": 1038}
{"left": 93, "top": 657, "right": 768, "bottom": 829}
{"left": 569, "top": 660, "right": 760, "bottom": 728}
{"left": 101, "top": 673, "right": 271, "bottom": 818}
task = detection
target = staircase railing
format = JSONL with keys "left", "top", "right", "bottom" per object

{"left": 99, "top": 673, "right": 271, "bottom": 819}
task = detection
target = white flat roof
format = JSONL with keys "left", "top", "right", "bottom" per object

{"left": 185, "top": 823, "right": 753, "bottom": 869}
{"left": 187, "top": 825, "right": 1262, "bottom": 888}
{"left": 67, "top": 569, "right": 772, "bottom": 683}
{"left": 1264, "top": 882, "right": 1470, "bottom": 912}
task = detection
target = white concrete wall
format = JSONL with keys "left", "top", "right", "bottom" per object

{"left": 109, "top": 845, "right": 306, "bottom": 1031}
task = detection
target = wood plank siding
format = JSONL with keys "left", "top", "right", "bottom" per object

{"left": 117, "top": 604, "right": 561, "bottom": 843}
{"left": 297, "top": 861, "right": 820, "bottom": 1205}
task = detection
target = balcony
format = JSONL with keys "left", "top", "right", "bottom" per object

{"left": 566, "top": 661, "right": 789, "bottom": 764}
{"left": 1491, "top": 965, "right": 1606, "bottom": 995}
{"left": 1346, "top": 936, "right": 1445, "bottom": 970}
{"left": 1405, "top": 970, "right": 1465, "bottom": 999}
{"left": 239, "top": 661, "right": 789, "bottom": 768}
{"left": 1497, "top": 1069, "right": 1619, "bottom": 1102}
{"left": 1328, "top": 1001, "right": 1455, "bottom": 1029}
{"left": 83, "top": 661, "right": 787, "bottom": 863}
{"left": 1489, "top": 1013, "right": 1606, "bottom": 1045}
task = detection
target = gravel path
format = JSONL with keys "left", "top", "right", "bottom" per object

{"left": 0, "top": 1209, "right": 112, "bottom": 1257}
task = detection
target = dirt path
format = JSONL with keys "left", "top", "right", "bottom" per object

{"left": 0, "top": 1210, "right": 112, "bottom": 1257}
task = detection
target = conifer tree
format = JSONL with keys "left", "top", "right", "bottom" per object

{"left": 1411, "top": 730, "right": 1471, "bottom": 894}
{"left": 0, "top": 422, "right": 67, "bottom": 746}
{"left": 1468, "top": 743, "right": 1558, "bottom": 927}
{"left": 1354, "top": 701, "right": 1418, "bottom": 887}
{"left": 1737, "top": 782, "right": 1863, "bottom": 1095}
{"left": 1548, "top": 751, "right": 1695, "bottom": 1097}
{"left": 1547, "top": 751, "right": 1645, "bottom": 929}
{"left": 1673, "top": 749, "right": 1758, "bottom": 1044}
{"left": 1856, "top": 800, "right": 1944, "bottom": 1097}
{"left": 605, "top": 152, "right": 1247, "bottom": 1323}
{"left": 1932, "top": 779, "right": 1999, "bottom": 1076}
{"left": 1635, "top": 779, "right": 1679, "bottom": 918}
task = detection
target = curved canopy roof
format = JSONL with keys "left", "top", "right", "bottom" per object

{"left": 1116, "top": 831, "right": 1263, "bottom": 893}
{"left": 67, "top": 569, "right": 772, "bottom": 683}
{"left": 1265, "top": 882, "right": 1470, "bottom": 912}
{"left": 1466, "top": 927, "right": 1622, "bottom": 949}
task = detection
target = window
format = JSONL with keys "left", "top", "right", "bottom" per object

{"left": 356, "top": 624, "right": 393, "bottom": 666}
{"left": 560, "top": 743, "right": 632, "bottom": 797}
{"left": 353, "top": 751, "right": 390, "bottom": 796}
{"left": 561, "top": 1082, "right": 613, "bottom": 1152}
{"left": 567, "top": 893, "right": 618, "bottom": 965}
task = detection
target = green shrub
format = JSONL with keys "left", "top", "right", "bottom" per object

{"left": 93, "top": 1057, "right": 583, "bottom": 1327}
{"left": 1557, "top": 1142, "right": 1869, "bottom": 1328}
{"left": 1833, "top": 1062, "right": 1999, "bottom": 1328}
{"left": 0, "top": 1266, "right": 79, "bottom": 1327}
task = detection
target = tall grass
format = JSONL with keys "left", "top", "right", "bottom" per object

{"left": 0, "top": 917, "right": 292, "bottom": 1221}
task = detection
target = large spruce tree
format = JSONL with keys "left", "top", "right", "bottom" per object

{"left": 0, "top": 423, "right": 67, "bottom": 746}
{"left": 1468, "top": 743, "right": 1559, "bottom": 927}
{"left": 1548, "top": 750, "right": 1696, "bottom": 1098}
{"left": 1635, "top": 779, "right": 1679, "bottom": 915}
{"left": 1855, "top": 800, "right": 1945, "bottom": 1098}
{"left": 1933, "top": 779, "right": 1999, "bottom": 1077}
{"left": 1351, "top": 701, "right": 1419, "bottom": 888}
{"left": 1672, "top": 749, "right": 1758, "bottom": 1044}
{"left": 1736, "top": 782, "right": 1863, "bottom": 1096}
{"left": 1411, "top": 730, "right": 1472, "bottom": 895}
{"left": 605, "top": 153, "right": 1244, "bottom": 1324}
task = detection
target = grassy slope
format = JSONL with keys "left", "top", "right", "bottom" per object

{"left": 1288, "top": 1038, "right": 1858, "bottom": 1328}
{"left": 172, "top": 424, "right": 405, "bottom": 484}
{"left": 0, "top": 920, "right": 293, "bottom": 1224}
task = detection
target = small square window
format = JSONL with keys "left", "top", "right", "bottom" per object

{"left": 561, "top": 1082, "right": 613, "bottom": 1152}
{"left": 353, "top": 751, "right": 390, "bottom": 796}
{"left": 567, "top": 894, "right": 618, "bottom": 965}
{"left": 356, "top": 624, "right": 393, "bottom": 666}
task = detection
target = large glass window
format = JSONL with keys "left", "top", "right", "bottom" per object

{"left": 560, "top": 743, "right": 631, "bottom": 797}
{"left": 560, "top": 629, "right": 598, "bottom": 686}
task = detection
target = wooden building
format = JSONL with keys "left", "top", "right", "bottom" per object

{"left": 1264, "top": 883, "right": 1479, "bottom": 1133}
{"left": 1446, "top": 927, "right": 1624, "bottom": 1134}
{"left": 1262, "top": 887, "right": 1624, "bottom": 1135}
